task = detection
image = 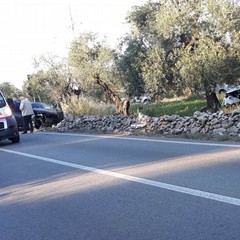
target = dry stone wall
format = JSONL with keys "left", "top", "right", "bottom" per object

{"left": 53, "top": 110, "right": 240, "bottom": 140}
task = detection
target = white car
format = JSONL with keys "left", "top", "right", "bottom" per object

{"left": 222, "top": 95, "right": 240, "bottom": 106}
{"left": 130, "top": 95, "right": 151, "bottom": 104}
{"left": 215, "top": 84, "right": 231, "bottom": 94}
{"left": 222, "top": 86, "right": 240, "bottom": 106}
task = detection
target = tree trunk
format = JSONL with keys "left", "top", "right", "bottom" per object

{"left": 205, "top": 90, "right": 221, "bottom": 112}
{"left": 94, "top": 74, "right": 130, "bottom": 116}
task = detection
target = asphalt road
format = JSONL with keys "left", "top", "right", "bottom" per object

{"left": 0, "top": 132, "right": 240, "bottom": 240}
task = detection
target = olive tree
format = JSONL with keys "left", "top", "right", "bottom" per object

{"left": 23, "top": 54, "right": 79, "bottom": 104}
{"left": 69, "top": 33, "right": 130, "bottom": 115}
{"left": 0, "top": 82, "right": 22, "bottom": 99}
{"left": 125, "top": 0, "right": 240, "bottom": 109}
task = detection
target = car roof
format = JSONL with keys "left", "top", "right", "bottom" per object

{"left": 226, "top": 86, "right": 240, "bottom": 94}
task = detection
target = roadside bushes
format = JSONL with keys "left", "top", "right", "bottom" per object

{"left": 61, "top": 96, "right": 116, "bottom": 117}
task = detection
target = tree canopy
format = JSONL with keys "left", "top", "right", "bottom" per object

{"left": 10, "top": 0, "right": 240, "bottom": 114}
{"left": 69, "top": 33, "right": 130, "bottom": 115}
{"left": 122, "top": 0, "right": 240, "bottom": 108}
{"left": 0, "top": 82, "right": 22, "bottom": 99}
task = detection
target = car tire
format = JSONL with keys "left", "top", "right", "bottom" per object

{"left": 34, "top": 119, "right": 41, "bottom": 129}
{"left": 9, "top": 133, "right": 20, "bottom": 143}
{"left": 232, "top": 103, "right": 237, "bottom": 109}
{"left": 219, "top": 89, "right": 226, "bottom": 94}
{"left": 143, "top": 99, "right": 150, "bottom": 104}
{"left": 32, "top": 115, "right": 42, "bottom": 129}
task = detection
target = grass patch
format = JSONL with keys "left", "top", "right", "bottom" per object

{"left": 130, "top": 98, "right": 207, "bottom": 117}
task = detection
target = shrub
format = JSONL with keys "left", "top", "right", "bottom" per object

{"left": 61, "top": 96, "right": 117, "bottom": 117}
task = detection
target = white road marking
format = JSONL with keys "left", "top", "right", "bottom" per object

{"left": 39, "top": 132, "right": 240, "bottom": 148}
{"left": 1, "top": 148, "right": 240, "bottom": 206}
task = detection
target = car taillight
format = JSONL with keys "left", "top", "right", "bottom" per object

{"left": 0, "top": 106, "right": 13, "bottom": 119}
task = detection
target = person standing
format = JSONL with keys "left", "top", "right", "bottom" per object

{"left": 19, "top": 96, "right": 34, "bottom": 134}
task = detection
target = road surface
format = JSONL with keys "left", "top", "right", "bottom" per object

{"left": 0, "top": 132, "right": 240, "bottom": 240}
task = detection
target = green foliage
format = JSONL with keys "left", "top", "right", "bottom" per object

{"left": 23, "top": 55, "right": 77, "bottom": 103}
{"left": 116, "top": 37, "right": 146, "bottom": 96}
{"left": 178, "top": 37, "right": 224, "bottom": 91}
{"left": 20, "top": 0, "right": 239, "bottom": 114}
{"left": 141, "top": 45, "right": 184, "bottom": 99}
{"left": 0, "top": 82, "right": 22, "bottom": 99}
{"left": 124, "top": 0, "right": 240, "bottom": 105}
{"left": 126, "top": 1, "right": 160, "bottom": 34}
{"left": 69, "top": 33, "right": 120, "bottom": 101}
{"left": 23, "top": 71, "right": 51, "bottom": 102}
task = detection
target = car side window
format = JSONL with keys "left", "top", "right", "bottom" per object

{"left": 32, "top": 103, "right": 41, "bottom": 108}
{"left": 0, "top": 94, "right": 6, "bottom": 108}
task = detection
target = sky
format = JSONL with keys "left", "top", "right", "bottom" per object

{"left": 0, "top": 0, "right": 147, "bottom": 89}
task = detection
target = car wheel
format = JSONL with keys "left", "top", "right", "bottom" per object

{"left": 219, "top": 89, "right": 226, "bottom": 94}
{"left": 143, "top": 99, "right": 150, "bottom": 104}
{"left": 32, "top": 115, "right": 42, "bottom": 129}
{"left": 9, "top": 133, "right": 20, "bottom": 143}
{"left": 232, "top": 103, "right": 237, "bottom": 109}
{"left": 34, "top": 119, "right": 42, "bottom": 129}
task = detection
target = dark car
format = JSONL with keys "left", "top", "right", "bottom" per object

{"left": 13, "top": 101, "right": 64, "bottom": 130}
{"left": 0, "top": 91, "right": 20, "bottom": 143}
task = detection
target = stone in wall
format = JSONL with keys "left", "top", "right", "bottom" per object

{"left": 52, "top": 111, "right": 240, "bottom": 140}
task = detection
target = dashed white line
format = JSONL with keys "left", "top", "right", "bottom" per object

{"left": 1, "top": 148, "right": 240, "bottom": 206}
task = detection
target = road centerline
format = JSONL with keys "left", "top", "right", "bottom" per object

{"left": 1, "top": 148, "right": 240, "bottom": 207}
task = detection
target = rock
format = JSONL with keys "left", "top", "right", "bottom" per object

{"left": 52, "top": 111, "right": 240, "bottom": 140}
{"left": 106, "top": 126, "right": 114, "bottom": 132}
{"left": 231, "top": 110, "right": 240, "bottom": 117}
{"left": 227, "top": 126, "right": 239, "bottom": 133}
{"left": 191, "top": 127, "right": 201, "bottom": 134}
{"left": 130, "top": 123, "right": 146, "bottom": 129}
{"left": 213, "top": 128, "right": 226, "bottom": 135}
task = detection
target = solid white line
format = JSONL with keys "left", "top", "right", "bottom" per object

{"left": 1, "top": 148, "right": 240, "bottom": 206}
{"left": 38, "top": 132, "right": 240, "bottom": 148}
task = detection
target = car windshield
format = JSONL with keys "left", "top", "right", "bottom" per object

{"left": 0, "top": 92, "right": 7, "bottom": 108}
{"left": 31, "top": 103, "right": 53, "bottom": 109}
